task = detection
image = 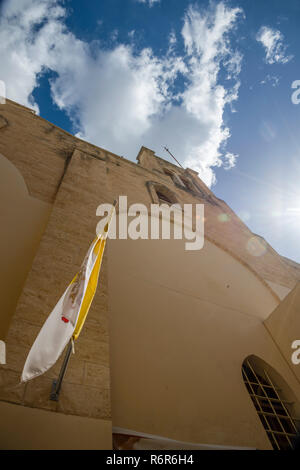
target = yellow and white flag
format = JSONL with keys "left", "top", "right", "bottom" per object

{"left": 21, "top": 203, "right": 116, "bottom": 383}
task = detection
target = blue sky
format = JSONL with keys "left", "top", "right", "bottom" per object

{"left": 1, "top": 0, "right": 300, "bottom": 262}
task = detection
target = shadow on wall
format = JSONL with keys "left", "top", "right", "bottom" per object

{"left": 0, "top": 154, "right": 51, "bottom": 340}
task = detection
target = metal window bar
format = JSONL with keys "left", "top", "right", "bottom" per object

{"left": 246, "top": 360, "right": 293, "bottom": 449}
{"left": 247, "top": 381, "right": 281, "bottom": 391}
{"left": 243, "top": 360, "right": 299, "bottom": 450}
{"left": 264, "top": 369, "right": 298, "bottom": 434}
{"left": 248, "top": 393, "right": 293, "bottom": 405}
{"left": 257, "top": 411, "right": 300, "bottom": 422}
{"left": 242, "top": 366, "right": 280, "bottom": 450}
{"left": 262, "top": 430, "right": 297, "bottom": 438}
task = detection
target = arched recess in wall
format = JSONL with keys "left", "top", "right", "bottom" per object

{"left": 0, "top": 154, "right": 52, "bottom": 340}
{"left": 242, "top": 355, "right": 300, "bottom": 450}
{"left": 163, "top": 167, "right": 206, "bottom": 197}
{"left": 146, "top": 181, "right": 178, "bottom": 205}
{"left": 163, "top": 168, "right": 186, "bottom": 189}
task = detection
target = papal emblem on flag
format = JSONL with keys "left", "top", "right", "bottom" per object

{"left": 21, "top": 202, "right": 116, "bottom": 383}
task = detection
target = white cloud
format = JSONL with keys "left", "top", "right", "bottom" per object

{"left": 0, "top": 0, "right": 243, "bottom": 187}
{"left": 178, "top": 3, "right": 243, "bottom": 184}
{"left": 168, "top": 30, "right": 177, "bottom": 46}
{"left": 224, "top": 152, "right": 237, "bottom": 170}
{"left": 0, "top": 0, "right": 77, "bottom": 112}
{"left": 260, "top": 74, "right": 280, "bottom": 87}
{"left": 62, "top": 46, "right": 184, "bottom": 146}
{"left": 256, "top": 26, "right": 292, "bottom": 64}
{"left": 136, "top": 0, "right": 160, "bottom": 6}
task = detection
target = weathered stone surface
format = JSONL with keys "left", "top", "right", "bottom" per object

{"left": 84, "top": 363, "right": 111, "bottom": 390}
{"left": 74, "top": 338, "right": 109, "bottom": 366}
{"left": 24, "top": 376, "right": 58, "bottom": 412}
{"left": 0, "top": 368, "right": 25, "bottom": 404}
{"left": 57, "top": 383, "right": 111, "bottom": 420}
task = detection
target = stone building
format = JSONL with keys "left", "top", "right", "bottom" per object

{"left": 0, "top": 98, "right": 300, "bottom": 450}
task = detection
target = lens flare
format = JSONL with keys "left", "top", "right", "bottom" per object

{"left": 246, "top": 236, "right": 268, "bottom": 257}
{"left": 218, "top": 213, "right": 230, "bottom": 223}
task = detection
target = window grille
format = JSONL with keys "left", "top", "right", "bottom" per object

{"left": 242, "top": 359, "right": 300, "bottom": 450}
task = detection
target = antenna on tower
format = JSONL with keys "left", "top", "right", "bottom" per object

{"left": 163, "top": 146, "right": 184, "bottom": 169}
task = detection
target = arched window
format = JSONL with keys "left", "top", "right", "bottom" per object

{"left": 163, "top": 168, "right": 186, "bottom": 189}
{"left": 242, "top": 356, "right": 300, "bottom": 450}
{"left": 163, "top": 168, "right": 175, "bottom": 180}
{"left": 181, "top": 174, "right": 208, "bottom": 198}
{"left": 146, "top": 181, "right": 178, "bottom": 206}
{"left": 180, "top": 175, "right": 195, "bottom": 192}
{"left": 163, "top": 168, "right": 207, "bottom": 197}
{"left": 156, "top": 190, "right": 173, "bottom": 205}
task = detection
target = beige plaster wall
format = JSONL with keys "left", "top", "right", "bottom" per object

{"left": 0, "top": 154, "right": 51, "bottom": 340}
{"left": 0, "top": 401, "right": 111, "bottom": 450}
{"left": 265, "top": 283, "right": 300, "bottom": 385}
{"left": 265, "top": 280, "right": 291, "bottom": 300}
{"left": 108, "top": 236, "right": 300, "bottom": 449}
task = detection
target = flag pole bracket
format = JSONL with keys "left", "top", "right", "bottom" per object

{"left": 50, "top": 380, "right": 59, "bottom": 402}
{"left": 50, "top": 341, "right": 73, "bottom": 401}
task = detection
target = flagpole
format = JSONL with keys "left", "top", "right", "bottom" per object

{"left": 50, "top": 341, "right": 73, "bottom": 401}
{"left": 48, "top": 199, "right": 117, "bottom": 401}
